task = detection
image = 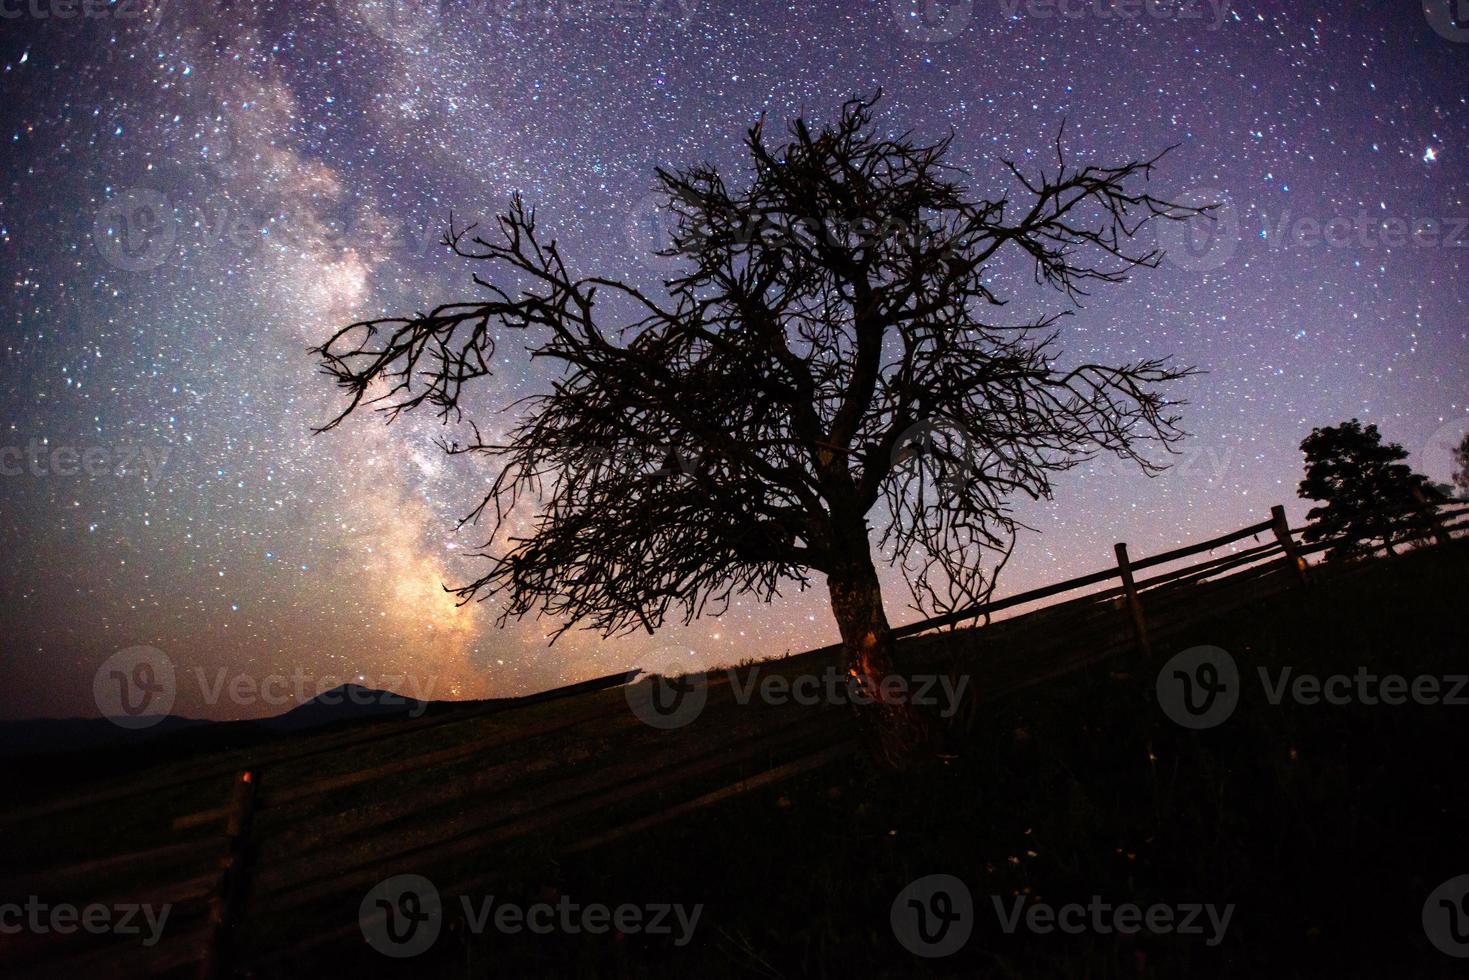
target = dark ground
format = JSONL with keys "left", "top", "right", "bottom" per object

{"left": 289, "top": 542, "right": 1469, "bottom": 978}
{"left": 5, "top": 541, "right": 1467, "bottom": 978}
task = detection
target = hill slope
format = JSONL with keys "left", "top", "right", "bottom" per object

{"left": 4, "top": 541, "right": 1467, "bottom": 978}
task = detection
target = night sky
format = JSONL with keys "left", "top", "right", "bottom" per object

{"left": 0, "top": 0, "right": 1465, "bottom": 721}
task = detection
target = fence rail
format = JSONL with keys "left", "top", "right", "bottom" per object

{"left": 4, "top": 498, "right": 1466, "bottom": 978}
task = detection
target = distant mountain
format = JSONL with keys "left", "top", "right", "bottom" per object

{"left": 0, "top": 670, "right": 639, "bottom": 765}
{"left": 0, "top": 714, "right": 214, "bottom": 757}
{"left": 259, "top": 684, "right": 428, "bottom": 733}
{"left": 0, "top": 685, "right": 424, "bottom": 758}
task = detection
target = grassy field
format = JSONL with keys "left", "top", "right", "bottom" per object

{"left": 392, "top": 542, "right": 1465, "bottom": 979}
{"left": 5, "top": 541, "right": 1468, "bottom": 978}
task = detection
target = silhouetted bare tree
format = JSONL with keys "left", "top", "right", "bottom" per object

{"left": 314, "top": 95, "right": 1203, "bottom": 767}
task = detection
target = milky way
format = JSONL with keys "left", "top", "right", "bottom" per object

{"left": 1, "top": 0, "right": 1465, "bottom": 720}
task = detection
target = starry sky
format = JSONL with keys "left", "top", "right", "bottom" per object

{"left": 0, "top": 0, "right": 1465, "bottom": 722}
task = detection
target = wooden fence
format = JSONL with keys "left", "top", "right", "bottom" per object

{"left": 3, "top": 498, "right": 1466, "bottom": 978}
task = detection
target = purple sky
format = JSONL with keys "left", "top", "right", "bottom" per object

{"left": 0, "top": 0, "right": 1465, "bottom": 720}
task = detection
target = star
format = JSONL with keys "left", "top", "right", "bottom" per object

{"left": 0, "top": 0, "right": 1466, "bottom": 720}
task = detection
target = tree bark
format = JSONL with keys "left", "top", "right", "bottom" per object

{"left": 826, "top": 556, "right": 940, "bottom": 770}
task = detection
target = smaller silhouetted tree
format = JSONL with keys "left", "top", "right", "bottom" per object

{"left": 1453, "top": 431, "right": 1469, "bottom": 496}
{"left": 1297, "top": 420, "right": 1443, "bottom": 561}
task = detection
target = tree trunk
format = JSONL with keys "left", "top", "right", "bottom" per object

{"left": 827, "top": 558, "right": 940, "bottom": 770}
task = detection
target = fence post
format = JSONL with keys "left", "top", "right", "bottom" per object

{"left": 1114, "top": 543, "right": 1152, "bottom": 656}
{"left": 1270, "top": 505, "right": 1310, "bottom": 587}
{"left": 1411, "top": 486, "right": 1452, "bottom": 547}
{"left": 200, "top": 770, "right": 258, "bottom": 980}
